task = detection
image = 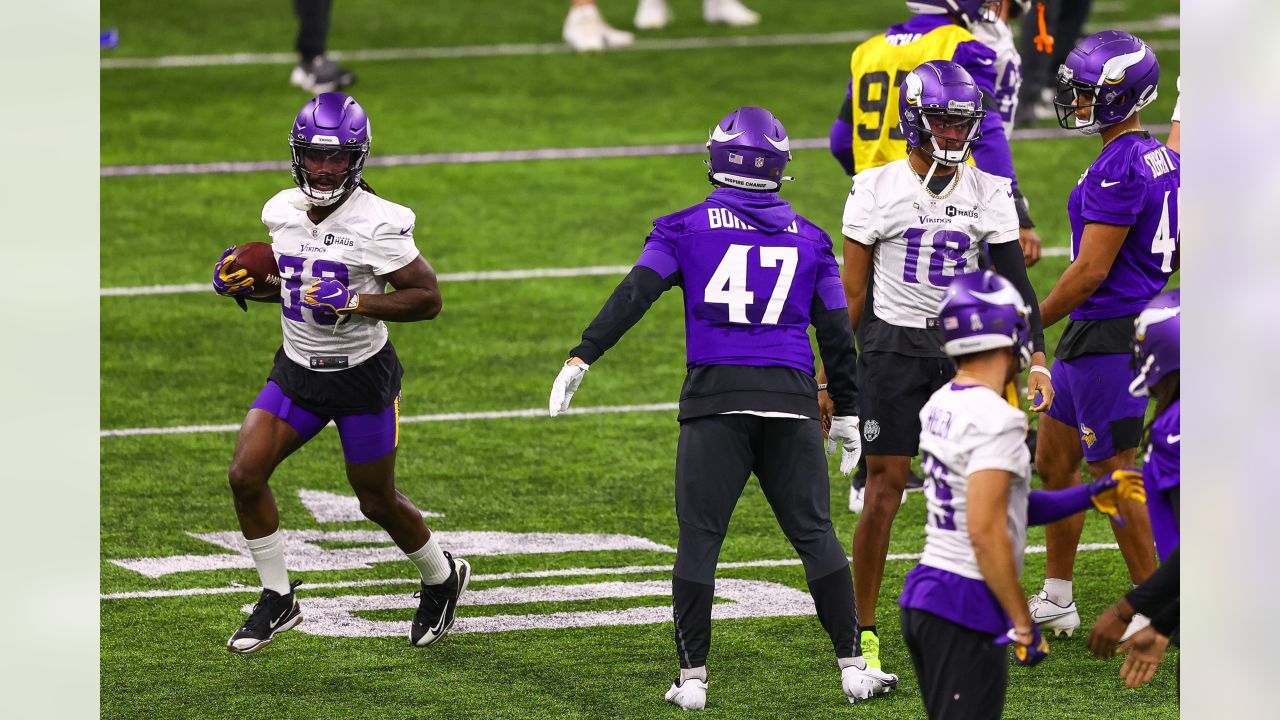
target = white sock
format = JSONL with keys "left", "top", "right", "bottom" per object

{"left": 838, "top": 656, "right": 866, "bottom": 671}
{"left": 407, "top": 534, "right": 451, "bottom": 585}
{"left": 245, "top": 530, "right": 291, "bottom": 595}
{"left": 1043, "top": 578, "right": 1073, "bottom": 606}
{"left": 680, "top": 666, "right": 707, "bottom": 683}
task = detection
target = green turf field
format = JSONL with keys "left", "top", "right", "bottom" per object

{"left": 101, "top": 2, "right": 1180, "bottom": 717}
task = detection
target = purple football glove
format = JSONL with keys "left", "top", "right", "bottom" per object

{"left": 302, "top": 278, "right": 360, "bottom": 315}
{"left": 212, "top": 246, "right": 251, "bottom": 311}
{"left": 996, "top": 625, "right": 1050, "bottom": 667}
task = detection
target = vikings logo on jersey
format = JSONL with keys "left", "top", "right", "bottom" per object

{"left": 1080, "top": 424, "right": 1098, "bottom": 448}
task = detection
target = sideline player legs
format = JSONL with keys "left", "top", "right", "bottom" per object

{"left": 550, "top": 107, "right": 895, "bottom": 709}
{"left": 838, "top": 60, "right": 1053, "bottom": 676}
{"left": 900, "top": 270, "right": 1145, "bottom": 719}
{"left": 1030, "top": 31, "right": 1177, "bottom": 636}
{"left": 212, "top": 93, "right": 468, "bottom": 653}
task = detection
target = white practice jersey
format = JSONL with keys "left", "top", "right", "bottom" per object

{"left": 917, "top": 382, "right": 1031, "bottom": 581}
{"left": 842, "top": 159, "right": 1019, "bottom": 329}
{"left": 970, "top": 20, "right": 1022, "bottom": 136}
{"left": 262, "top": 187, "right": 421, "bottom": 371}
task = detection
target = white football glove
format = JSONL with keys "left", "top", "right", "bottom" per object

{"left": 826, "top": 415, "right": 862, "bottom": 476}
{"left": 549, "top": 360, "right": 589, "bottom": 417}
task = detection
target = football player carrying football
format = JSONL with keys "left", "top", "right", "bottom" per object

{"left": 211, "top": 93, "right": 469, "bottom": 654}
{"left": 827, "top": 0, "right": 1042, "bottom": 265}
{"left": 836, "top": 60, "right": 1052, "bottom": 680}
{"left": 1030, "top": 31, "right": 1177, "bottom": 638}
{"left": 901, "top": 271, "right": 1145, "bottom": 719}
{"left": 549, "top": 107, "right": 896, "bottom": 708}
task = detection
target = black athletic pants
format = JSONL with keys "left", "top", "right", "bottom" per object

{"left": 295, "top": 0, "right": 333, "bottom": 63}
{"left": 902, "top": 608, "right": 1007, "bottom": 720}
{"left": 1018, "top": 0, "right": 1096, "bottom": 110}
{"left": 671, "top": 414, "right": 856, "bottom": 669}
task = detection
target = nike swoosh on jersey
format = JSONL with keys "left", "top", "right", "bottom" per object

{"left": 1166, "top": 433, "right": 1181, "bottom": 444}
{"left": 399, "top": 226, "right": 413, "bottom": 235}
{"left": 1100, "top": 179, "right": 1121, "bottom": 187}
{"left": 975, "top": 57, "right": 994, "bottom": 65}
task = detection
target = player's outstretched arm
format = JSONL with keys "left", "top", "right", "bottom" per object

{"left": 549, "top": 265, "right": 676, "bottom": 417}
{"left": 1038, "top": 222, "right": 1127, "bottom": 327}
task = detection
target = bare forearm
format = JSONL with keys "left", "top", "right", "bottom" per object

{"left": 972, "top": 532, "right": 1034, "bottom": 630}
{"left": 1039, "top": 263, "right": 1105, "bottom": 328}
{"left": 352, "top": 288, "right": 441, "bottom": 322}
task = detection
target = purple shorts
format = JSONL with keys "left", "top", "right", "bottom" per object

{"left": 251, "top": 381, "right": 399, "bottom": 465}
{"left": 1044, "top": 354, "right": 1147, "bottom": 463}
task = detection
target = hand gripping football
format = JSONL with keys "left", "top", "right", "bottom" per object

{"left": 229, "top": 242, "right": 282, "bottom": 300}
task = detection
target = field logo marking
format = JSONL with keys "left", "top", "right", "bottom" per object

{"left": 281, "top": 579, "right": 814, "bottom": 638}
{"left": 298, "top": 488, "right": 445, "bottom": 523}
{"left": 111, "top": 529, "right": 674, "bottom": 578}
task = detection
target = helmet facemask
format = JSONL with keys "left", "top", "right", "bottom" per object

{"left": 290, "top": 140, "right": 368, "bottom": 206}
{"left": 914, "top": 104, "right": 984, "bottom": 166}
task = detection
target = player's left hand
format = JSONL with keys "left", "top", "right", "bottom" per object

{"left": 1027, "top": 368, "right": 1053, "bottom": 412}
{"left": 1086, "top": 599, "right": 1136, "bottom": 659}
{"left": 1088, "top": 469, "right": 1146, "bottom": 524}
{"left": 549, "top": 358, "right": 589, "bottom": 418}
{"left": 1019, "top": 227, "right": 1042, "bottom": 267}
{"left": 997, "top": 624, "right": 1050, "bottom": 667}
{"left": 302, "top": 278, "right": 360, "bottom": 315}
{"left": 826, "top": 415, "right": 862, "bottom": 475}
{"left": 1118, "top": 625, "right": 1171, "bottom": 688}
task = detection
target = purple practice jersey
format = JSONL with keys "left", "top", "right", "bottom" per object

{"left": 1068, "top": 133, "right": 1179, "bottom": 320}
{"left": 1145, "top": 400, "right": 1180, "bottom": 493}
{"left": 636, "top": 188, "right": 846, "bottom": 374}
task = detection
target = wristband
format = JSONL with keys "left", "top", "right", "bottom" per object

{"left": 817, "top": 383, "right": 828, "bottom": 391}
{"left": 1028, "top": 365, "right": 1051, "bottom": 380}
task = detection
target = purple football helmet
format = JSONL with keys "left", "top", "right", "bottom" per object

{"left": 706, "top": 106, "right": 792, "bottom": 192}
{"left": 1129, "top": 289, "right": 1179, "bottom": 397}
{"left": 290, "top": 93, "right": 372, "bottom": 205}
{"left": 899, "top": 60, "right": 986, "bottom": 167}
{"left": 1054, "top": 31, "right": 1159, "bottom": 134}
{"left": 939, "top": 270, "right": 1032, "bottom": 370}
{"left": 905, "top": 0, "right": 1000, "bottom": 26}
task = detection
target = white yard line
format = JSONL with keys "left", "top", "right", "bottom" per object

{"left": 99, "top": 125, "right": 1170, "bottom": 178}
{"left": 100, "top": 542, "right": 1120, "bottom": 600}
{"left": 100, "top": 402, "right": 681, "bottom": 438}
{"left": 102, "top": 247, "right": 1073, "bottom": 298}
{"left": 98, "top": 17, "right": 1177, "bottom": 71}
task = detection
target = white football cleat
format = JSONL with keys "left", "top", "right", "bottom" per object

{"left": 842, "top": 663, "right": 898, "bottom": 702}
{"left": 848, "top": 485, "right": 908, "bottom": 514}
{"left": 563, "top": 5, "right": 634, "bottom": 52}
{"left": 703, "top": 0, "right": 760, "bottom": 26}
{"left": 634, "top": 0, "right": 672, "bottom": 29}
{"left": 665, "top": 677, "right": 708, "bottom": 710}
{"left": 1120, "top": 612, "right": 1151, "bottom": 642}
{"left": 1028, "top": 590, "right": 1081, "bottom": 637}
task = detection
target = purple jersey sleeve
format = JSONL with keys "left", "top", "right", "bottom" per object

{"left": 636, "top": 216, "right": 682, "bottom": 280}
{"left": 1146, "top": 400, "right": 1180, "bottom": 492}
{"left": 953, "top": 39, "right": 1019, "bottom": 193}
{"left": 1080, "top": 150, "right": 1146, "bottom": 225}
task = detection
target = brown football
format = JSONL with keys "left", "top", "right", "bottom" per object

{"left": 229, "top": 242, "right": 282, "bottom": 300}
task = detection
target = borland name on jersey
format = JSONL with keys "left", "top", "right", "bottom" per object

{"left": 263, "top": 186, "right": 421, "bottom": 370}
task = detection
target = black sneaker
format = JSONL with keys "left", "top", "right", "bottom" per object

{"left": 411, "top": 552, "right": 471, "bottom": 647}
{"left": 289, "top": 55, "right": 357, "bottom": 93}
{"left": 227, "top": 580, "right": 303, "bottom": 654}
{"left": 905, "top": 469, "right": 925, "bottom": 491}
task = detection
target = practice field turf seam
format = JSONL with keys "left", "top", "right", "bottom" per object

{"left": 100, "top": 126, "right": 1171, "bottom": 178}
{"left": 100, "top": 246, "right": 1074, "bottom": 298}
{"left": 99, "top": 19, "right": 1177, "bottom": 71}
{"left": 101, "top": 543, "right": 1120, "bottom": 600}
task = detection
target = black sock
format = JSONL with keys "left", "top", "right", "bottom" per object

{"left": 863, "top": 625, "right": 878, "bottom": 637}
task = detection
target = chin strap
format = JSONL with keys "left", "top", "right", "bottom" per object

{"left": 921, "top": 159, "right": 940, "bottom": 189}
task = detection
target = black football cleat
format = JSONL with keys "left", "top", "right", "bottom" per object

{"left": 289, "top": 55, "right": 357, "bottom": 94}
{"left": 227, "top": 580, "right": 303, "bottom": 654}
{"left": 411, "top": 552, "right": 471, "bottom": 647}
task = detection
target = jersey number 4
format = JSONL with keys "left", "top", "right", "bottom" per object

{"left": 704, "top": 244, "right": 798, "bottom": 325}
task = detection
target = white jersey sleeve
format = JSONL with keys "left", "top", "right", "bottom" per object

{"left": 364, "top": 206, "right": 420, "bottom": 276}
{"left": 917, "top": 383, "right": 1032, "bottom": 580}
{"left": 980, "top": 176, "right": 1020, "bottom": 247}
{"left": 841, "top": 171, "right": 884, "bottom": 246}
